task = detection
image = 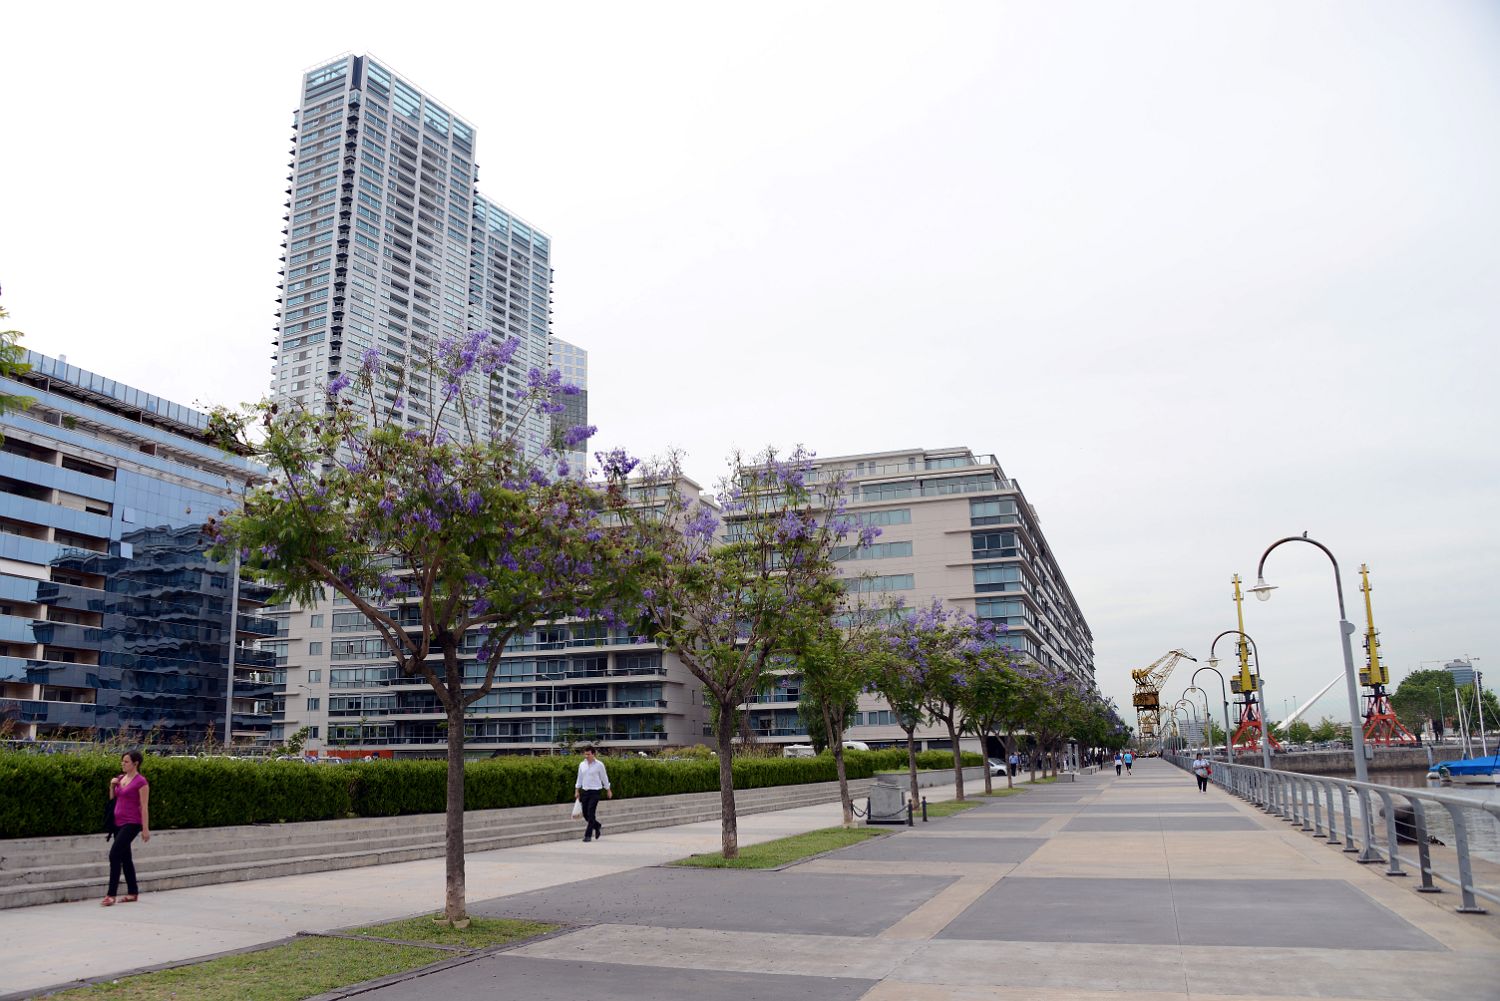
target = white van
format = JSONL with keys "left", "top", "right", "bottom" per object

{"left": 842, "top": 740, "right": 870, "bottom": 752}
{"left": 783, "top": 744, "right": 816, "bottom": 758}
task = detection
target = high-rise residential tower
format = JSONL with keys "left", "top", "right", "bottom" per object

{"left": 273, "top": 54, "right": 554, "bottom": 451}
{"left": 266, "top": 57, "right": 647, "bottom": 755}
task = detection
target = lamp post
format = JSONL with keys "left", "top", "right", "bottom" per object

{"left": 1250, "top": 533, "right": 1380, "bottom": 862}
{"left": 1184, "top": 686, "right": 1213, "bottom": 750}
{"left": 1174, "top": 698, "right": 1201, "bottom": 750}
{"left": 1192, "top": 664, "right": 1235, "bottom": 766}
{"left": 1247, "top": 534, "right": 1370, "bottom": 784}
{"left": 544, "top": 670, "right": 562, "bottom": 756}
{"left": 1208, "top": 629, "right": 1272, "bottom": 773}
{"left": 1166, "top": 705, "right": 1188, "bottom": 755}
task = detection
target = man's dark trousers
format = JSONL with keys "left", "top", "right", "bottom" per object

{"left": 580, "top": 788, "right": 602, "bottom": 840}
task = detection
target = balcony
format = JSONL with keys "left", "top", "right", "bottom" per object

{"left": 236, "top": 615, "right": 279, "bottom": 638}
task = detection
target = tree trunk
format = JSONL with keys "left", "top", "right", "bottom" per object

{"left": 444, "top": 699, "right": 467, "bottom": 923}
{"left": 826, "top": 705, "right": 852, "bottom": 827}
{"left": 716, "top": 721, "right": 739, "bottom": 858}
{"left": 1004, "top": 731, "right": 1015, "bottom": 789}
{"left": 1029, "top": 741, "right": 1037, "bottom": 784}
{"left": 905, "top": 727, "right": 920, "bottom": 814}
{"left": 946, "top": 715, "right": 964, "bottom": 801}
{"left": 981, "top": 727, "right": 993, "bottom": 795}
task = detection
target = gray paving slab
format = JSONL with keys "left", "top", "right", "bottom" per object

{"left": 1077, "top": 802, "right": 1235, "bottom": 813}
{"left": 830, "top": 834, "right": 1046, "bottom": 863}
{"left": 935, "top": 877, "right": 1442, "bottom": 950}
{"left": 356, "top": 955, "right": 877, "bottom": 1001}
{"left": 470, "top": 867, "right": 955, "bottom": 936}
{"left": 923, "top": 813, "right": 1050, "bottom": 832}
{"left": 1062, "top": 815, "right": 1258, "bottom": 832}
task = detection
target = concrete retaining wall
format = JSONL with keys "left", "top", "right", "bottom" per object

{"left": 1254, "top": 747, "right": 1433, "bottom": 776}
{"left": 0, "top": 777, "right": 879, "bottom": 909}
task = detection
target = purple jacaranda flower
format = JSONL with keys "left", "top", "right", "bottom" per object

{"left": 563, "top": 424, "right": 595, "bottom": 448}
{"left": 326, "top": 373, "right": 353, "bottom": 397}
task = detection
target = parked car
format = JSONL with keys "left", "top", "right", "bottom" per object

{"left": 988, "top": 759, "right": 1009, "bottom": 776}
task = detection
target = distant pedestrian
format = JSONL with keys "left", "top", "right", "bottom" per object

{"left": 1009, "top": 751, "right": 1019, "bottom": 774}
{"left": 102, "top": 749, "right": 150, "bottom": 906}
{"left": 574, "top": 746, "right": 611, "bottom": 842}
{"left": 1123, "top": 751, "right": 1134, "bottom": 775}
{"left": 1113, "top": 752, "right": 1123, "bottom": 776}
{"left": 1191, "top": 752, "right": 1210, "bottom": 793}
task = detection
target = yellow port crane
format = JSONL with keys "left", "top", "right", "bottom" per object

{"left": 1131, "top": 649, "right": 1197, "bottom": 742}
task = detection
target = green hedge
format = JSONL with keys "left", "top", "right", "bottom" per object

{"left": 2, "top": 750, "right": 915, "bottom": 838}
{"left": 0, "top": 754, "right": 353, "bottom": 839}
{"left": 848, "top": 748, "right": 984, "bottom": 772}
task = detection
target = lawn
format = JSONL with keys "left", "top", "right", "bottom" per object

{"left": 672, "top": 826, "right": 886, "bottom": 868}
{"left": 980, "top": 786, "right": 1028, "bottom": 798}
{"left": 921, "top": 799, "right": 981, "bottom": 818}
{"left": 345, "top": 914, "right": 557, "bottom": 949}
{"left": 42, "top": 916, "right": 557, "bottom": 1001}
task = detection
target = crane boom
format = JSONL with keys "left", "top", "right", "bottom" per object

{"left": 1131, "top": 649, "right": 1197, "bottom": 740}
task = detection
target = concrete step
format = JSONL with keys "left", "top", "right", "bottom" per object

{"left": 0, "top": 777, "right": 876, "bottom": 909}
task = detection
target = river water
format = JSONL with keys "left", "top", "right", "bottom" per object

{"left": 1345, "top": 767, "right": 1500, "bottom": 866}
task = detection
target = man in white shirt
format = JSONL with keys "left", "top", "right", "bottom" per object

{"left": 575, "top": 746, "right": 612, "bottom": 842}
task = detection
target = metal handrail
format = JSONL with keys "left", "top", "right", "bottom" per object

{"left": 1165, "top": 753, "right": 1500, "bottom": 913}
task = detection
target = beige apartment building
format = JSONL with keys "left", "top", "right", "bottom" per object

{"left": 264, "top": 447, "right": 1093, "bottom": 759}
{"left": 740, "top": 446, "right": 1096, "bottom": 755}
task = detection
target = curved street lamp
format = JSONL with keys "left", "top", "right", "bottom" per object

{"left": 1208, "top": 628, "right": 1272, "bottom": 773}
{"left": 1248, "top": 534, "right": 1370, "bottom": 785}
{"left": 1251, "top": 533, "right": 1381, "bottom": 863}
{"left": 1191, "top": 664, "right": 1235, "bottom": 766}
{"left": 1183, "top": 685, "right": 1212, "bottom": 750}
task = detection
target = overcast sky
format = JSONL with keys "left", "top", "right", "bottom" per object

{"left": 2, "top": 1, "right": 1496, "bottom": 729}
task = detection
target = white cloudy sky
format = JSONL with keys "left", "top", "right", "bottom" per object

{"left": 2, "top": 1, "right": 1496, "bottom": 727}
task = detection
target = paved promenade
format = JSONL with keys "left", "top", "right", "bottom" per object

{"left": 7, "top": 760, "right": 1500, "bottom": 999}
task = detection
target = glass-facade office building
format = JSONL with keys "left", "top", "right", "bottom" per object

{"left": 0, "top": 352, "right": 274, "bottom": 743}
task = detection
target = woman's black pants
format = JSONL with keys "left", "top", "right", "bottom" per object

{"left": 109, "top": 824, "right": 142, "bottom": 896}
{"left": 1196, "top": 774, "right": 1209, "bottom": 792}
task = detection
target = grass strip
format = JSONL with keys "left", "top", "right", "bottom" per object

{"left": 922, "top": 799, "right": 981, "bottom": 818}
{"left": 979, "top": 786, "right": 1027, "bottom": 798}
{"left": 43, "top": 916, "right": 558, "bottom": 1000}
{"left": 40, "top": 936, "right": 448, "bottom": 1001}
{"left": 344, "top": 914, "right": 558, "bottom": 950}
{"left": 671, "top": 826, "right": 885, "bottom": 868}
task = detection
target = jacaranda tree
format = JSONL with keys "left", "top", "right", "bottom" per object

{"left": 207, "top": 331, "right": 640, "bottom": 923}
{"left": 789, "top": 588, "right": 888, "bottom": 827}
{"left": 865, "top": 599, "right": 930, "bottom": 813}
{"left": 626, "top": 447, "right": 865, "bottom": 858}
{"left": 957, "top": 636, "right": 1025, "bottom": 795}
{"left": 882, "top": 600, "right": 985, "bottom": 800}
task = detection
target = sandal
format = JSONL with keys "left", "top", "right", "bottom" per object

{"left": 100, "top": 897, "right": 115, "bottom": 907}
{"left": 120, "top": 895, "right": 138, "bottom": 903}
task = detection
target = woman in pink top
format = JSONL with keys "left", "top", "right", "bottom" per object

{"left": 103, "top": 749, "right": 151, "bottom": 906}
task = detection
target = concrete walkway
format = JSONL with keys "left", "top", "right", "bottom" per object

{"left": 0, "top": 777, "right": 970, "bottom": 997}
{"left": 9, "top": 761, "right": 1500, "bottom": 999}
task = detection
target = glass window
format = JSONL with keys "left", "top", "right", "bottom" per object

{"left": 844, "top": 574, "right": 914, "bottom": 593}
{"left": 969, "top": 498, "right": 1018, "bottom": 526}
{"left": 859, "top": 508, "right": 911, "bottom": 527}
{"left": 974, "top": 565, "right": 1024, "bottom": 592}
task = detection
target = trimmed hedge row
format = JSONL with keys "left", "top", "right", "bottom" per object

{"left": 3, "top": 748, "right": 980, "bottom": 839}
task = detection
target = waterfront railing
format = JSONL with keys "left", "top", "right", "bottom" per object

{"left": 1166, "top": 752, "right": 1500, "bottom": 913}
